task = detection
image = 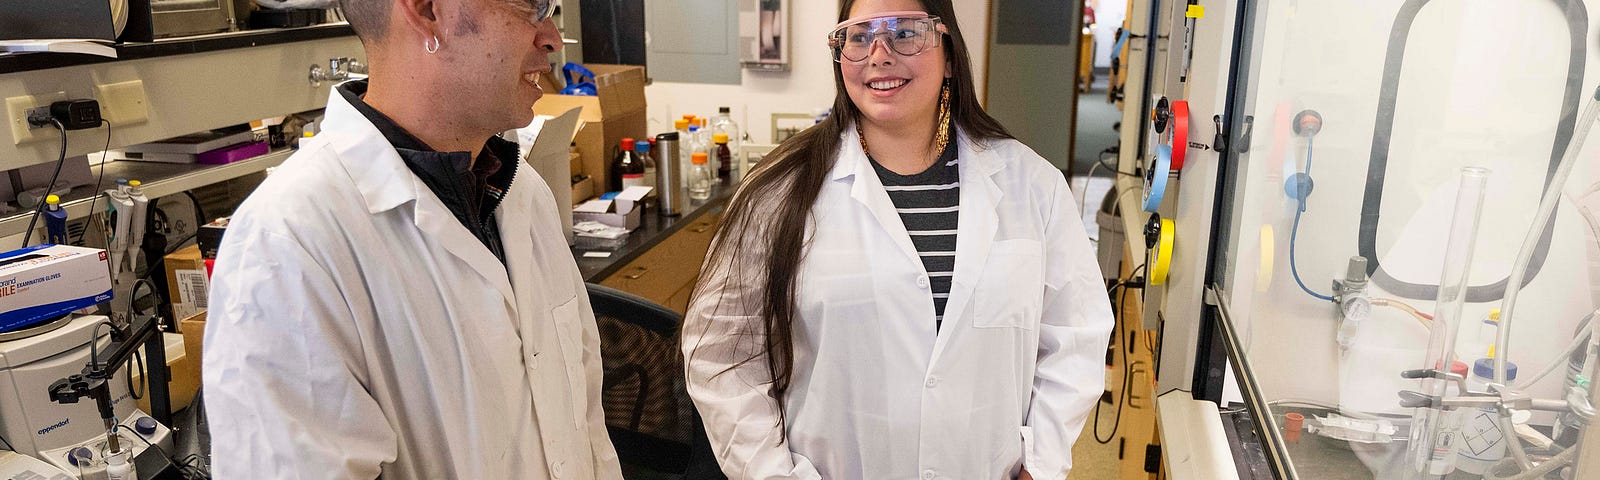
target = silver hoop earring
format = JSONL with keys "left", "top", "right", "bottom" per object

{"left": 424, "top": 36, "right": 440, "bottom": 54}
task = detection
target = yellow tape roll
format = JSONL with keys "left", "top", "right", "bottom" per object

{"left": 1256, "top": 224, "right": 1275, "bottom": 293}
{"left": 1150, "top": 219, "right": 1176, "bottom": 286}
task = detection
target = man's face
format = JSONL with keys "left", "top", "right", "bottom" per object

{"left": 438, "top": 0, "right": 562, "bottom": 133}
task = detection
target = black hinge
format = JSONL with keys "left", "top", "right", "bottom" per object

{"left": 1144, "top": 444, "right": 1162, "bottom": 473}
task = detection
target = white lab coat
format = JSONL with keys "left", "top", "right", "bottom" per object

{"left": 203, "top": 89, "right": 623, "bottom": 479}
{"left": 683, "top": 127, "right": 1115, "bottom": 480}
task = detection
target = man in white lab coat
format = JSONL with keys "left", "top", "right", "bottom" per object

{"left": 202, "top": 0, "right": 623, "bottom": 478}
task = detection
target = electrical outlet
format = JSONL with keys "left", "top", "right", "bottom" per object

{"left": 6, "top": 91, "right": 69, "bottom": 145}
{"left": 97, "top": 80, "right": 149, "bottom": 126}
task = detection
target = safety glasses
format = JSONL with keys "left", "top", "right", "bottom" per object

{"left": 513, "top": 0, "right": 556, "bottom": 24}
{"left": 533, "top": 0, "right": 556, "bottom": 22}
{"left": 827, "top": 11, "right": 948, "bottom": 63}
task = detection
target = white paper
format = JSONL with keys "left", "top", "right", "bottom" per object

{"left": 573, "top": 199, "right": 614, "bottom": 214}
{"left": 616, "top": 186, "right": 653, "bottom": 201}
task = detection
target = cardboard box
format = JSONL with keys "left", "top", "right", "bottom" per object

{"left": 163, "top": 245, "right": 209, "bottom": 321}
{"left": 573, "top": 186, "right": 650, "bottom": 230}
{"left": 572, "top": 175, "right": 596, "bottom": 206}
{"left": 176, "top": 312, "right": 208, "bottom": 412}
{"left": 180, "top": 312, "right": 206, "bottom": 382}
{"left": 131, "top": 332, "right": 199, "bottom": 413}
{"left": 533, "top": 64, "right": 648, "bottom": 195}
{"left": 518, "top": 107, "right": 583, "bottom": 246}
{"left": 0, "top": 245, "right": 112, "bottom": 332}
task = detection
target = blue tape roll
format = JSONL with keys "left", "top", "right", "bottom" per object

{"left": 1143, "top": 145, "right": 1172, "bottom": 212}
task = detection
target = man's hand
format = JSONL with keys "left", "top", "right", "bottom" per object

{"left": 1020, "top": 469, "right": 1033, "bottom": 480}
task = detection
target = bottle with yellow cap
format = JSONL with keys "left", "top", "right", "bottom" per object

{"left": 688, "top": 152, "right": 713, "bottom": 200}
{"left": 1467, "top": 309, "right": 1502, "bottom": 365}
{"left": 44, "top": 194, "right": 68, "bottom": 245}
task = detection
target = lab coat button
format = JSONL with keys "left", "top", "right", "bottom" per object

{"left": 552, "top": 460, "right": 565, "bottom": 478}
{"left": 925, "top": 376, "right": 938, "bottom": 388}
{"left": 916, "top": 275, "right": 930, "bottom": 288}
{"left": 921, "top": 469, "right": 936, "bottom": 480}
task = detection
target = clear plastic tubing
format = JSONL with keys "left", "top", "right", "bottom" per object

{"left": 1409, "top": 166, "right": 1490, "bottom": 478}
{"left": 1493, "top": 86, "right": 1600, "bottom": 469}
{"left": 1498, "top": 89, "right": 1600, "bottom": 383}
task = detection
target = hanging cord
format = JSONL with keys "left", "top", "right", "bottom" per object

{"left": 21, "top": 119, "right": 69, "bottom": 248}
{"left": 1095, "top": 263, "right": 1148, "bottom": 444}
{"left": 1097, "top": 147, "right": 1140, "bottom": 177}
{"left": 1288, "top": 136, "right": 1334, "bottom": 302}
{"left": 77, "top": 119, "right": 113, "bottom": 245}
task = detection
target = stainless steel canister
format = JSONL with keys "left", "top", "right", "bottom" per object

{"left": 654, "top": 132, "right": 685, "bottom": 216}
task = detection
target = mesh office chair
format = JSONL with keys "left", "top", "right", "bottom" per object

{"left": 587, "top": 283, "right": 726, "bottom": 480}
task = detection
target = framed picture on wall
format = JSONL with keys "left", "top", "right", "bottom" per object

{"left": 740, "top": 0, "right": 789, "bottom": 71}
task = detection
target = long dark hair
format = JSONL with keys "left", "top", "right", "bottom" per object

{"left": 688, "top": 0, "right": 1012, "bottom": 436}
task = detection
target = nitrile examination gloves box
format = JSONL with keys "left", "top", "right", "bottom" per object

{"left": 0, "top": 244, "right": 112, "bottom": 333}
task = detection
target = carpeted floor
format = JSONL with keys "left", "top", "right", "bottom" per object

{"left": 1068, "top": 369, "right": 1126, "bottom": 479}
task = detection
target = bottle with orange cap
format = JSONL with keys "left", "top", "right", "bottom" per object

{"left": 688, "top": 152, "right": 713, "bottom": 200}
{"left": 674, "top": 118, "right": 692, "bottom": 175}
{"left": 713, "top": 133, "right": 733, "bottom": 180}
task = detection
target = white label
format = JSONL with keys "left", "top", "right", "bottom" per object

{"left": 175, "top": 269, "right": 209, "bottom": 318}
{"left": 622, "top": 174, "right": 646, "bottom": 189}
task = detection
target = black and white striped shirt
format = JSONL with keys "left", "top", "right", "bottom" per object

{"left": 869, "top": 140, "right": 960, "bottom": 330}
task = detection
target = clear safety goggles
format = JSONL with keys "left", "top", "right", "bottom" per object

{"left": 517, "top": 0, "right": 556, "bottom": 24}
{"left": 827, "top": 12, "right": 948, "bottom": 63}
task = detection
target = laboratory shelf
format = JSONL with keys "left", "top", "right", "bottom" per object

{"left": 0, "top": 23, "right": 355, "bottom": 74}
{"left": 0, "top": 147, "right": 292, "bottom": 239}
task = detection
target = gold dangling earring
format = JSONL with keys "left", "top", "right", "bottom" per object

{"left": 933, "top": 79, "right": 952, "bottom": 153}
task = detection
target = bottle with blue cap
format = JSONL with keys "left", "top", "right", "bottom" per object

{"left": 1456, "top": 349, "right": 1519, "bottom": 475}
{"left": 635, "top": 140, "right": 656, "bottom": 189}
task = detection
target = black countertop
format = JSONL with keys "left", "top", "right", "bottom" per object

{"left": 573, "top": 182, "right": 736, "bottom": 282}
{"left": 0, "top": 23, "right": 355, "bottom": 73}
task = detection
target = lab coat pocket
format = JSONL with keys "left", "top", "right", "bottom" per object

{"left": 552, "top": 296, "right": 588, "bottom": 430}
{"left": 974, "top": 239, "right": 1045, "bottom": 329}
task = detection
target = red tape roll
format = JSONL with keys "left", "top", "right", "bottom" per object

{"left": 1171, "top": 100, "right": 1191, "bottom": 170}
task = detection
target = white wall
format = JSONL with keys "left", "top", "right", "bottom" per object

{"left": 644, "top": 0, "right": 991, "bottom": 145}
{"left": 1217, "top": 0, "right": 1600, "bottom": 426}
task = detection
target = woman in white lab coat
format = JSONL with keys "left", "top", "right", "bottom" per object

{"left": 681, "top": 0, "right": 1115, "bottom": 479}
